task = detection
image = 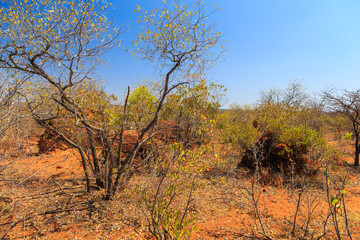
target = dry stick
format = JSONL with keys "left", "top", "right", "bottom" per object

{"left": 0, "top": 204, "right": 19, "bottom": 240}
{"left": 291, "top": 188, "right": 303, "bottom": 236}
{"left": 116, "top": 86, "right": 130, "bottom": 168}
{"left": 11, "top": 186, "right": 83, "bottom": 200}
{"left": 42, "top": 207, "right": 89, "bottom": 215}
{"left": 19, "top": 183, "right": 29, "bottom": 230}
{"left": 139, "top": 191, "right": 153, "bottom": 236}
{"left": 339, "top": 173, "right": 353, "bottom": 240}
{"left": 250, "top": 142, "right": 273, "bottom": 240}
{"left": 178, "top": 173, "right": 198, "bottom": 230}
{"left": 244, "top": 180, "right": 274, "bottom": 240}
{"left": 0, "top": 156, "right": 26, "bottom": 173}
{"left": 342, "top": 192, "right": 353, "bottom": 240}
{"left": 252, "top": 189, "right": 273, "bottom": 240}
{"left": 333, "top": 205, "right": 340, "bottom": 238}
{"left": 0, "top": 157, "right": 69, "bottom": 199}
{"left": 54, "top": 180, "right": 82, "bottom": 198}
{"left": 303, "top": 197, "right": 321, "bottom": 236}
{"left": 317, "top": 213, "right": 331, "bottom": 240}
{"left": 0, "top": 215, "right": 32, "bottom": 227}
{"left": 258, "top": 232, "right": 275, "bottom": 240}
{"left": 325, "top": 171, "right": 341, "bottom": 240}
{"left": 0, "top": 157, "right": 71, "bottom": 238}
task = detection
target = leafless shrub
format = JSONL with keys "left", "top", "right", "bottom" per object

{"left": 136, "top": 145, "right": 197, "bottom": 240}
{"left": 242, "top": 141, "right": 275, "bottom": 240}
{"left": 322, "top": 162, "right": 353, "bottom": 240}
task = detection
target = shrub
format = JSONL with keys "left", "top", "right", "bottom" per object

{"left": 219, "top": 102, "right": 330, "bottom": 177}
{"left": 162, "top": 80, "right": 225, "bottom": 147}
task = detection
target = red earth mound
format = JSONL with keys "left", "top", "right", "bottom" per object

{"left": 37, "top": 121, "right": 182, "bottom": 155}
{"left": 239, "top": 131, "right": 313, "bottom": 175}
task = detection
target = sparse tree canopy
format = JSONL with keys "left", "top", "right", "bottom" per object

{"left": 132, "top": 0, "right": 224, "bottom": 82}
{"left": 0, "top": 0, "right": 124, "bottom": 197}
{"left": 0, "top": 72, "right": 23, "bottom": 138}
{"left": 0, "top": 0, "right": 121, "bottom": 89}
{"left": 323, "top": 89, "right": 360, "bottom": 166}
{"left": 260, "top": 79, "right": 308, "bottom": 107}
{"left": 0, "top": 0, "right": 224, "bottom": 200}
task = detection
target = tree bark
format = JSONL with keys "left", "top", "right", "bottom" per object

{"left": 353, "top": 124, "right": 359, "bottom": 167}
{"left": 355, "top": 139, "right": 359, "bottom": 166}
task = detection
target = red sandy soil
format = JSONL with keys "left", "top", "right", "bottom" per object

{"left": 1, "top": 136, "right": 360, "bottom": 239}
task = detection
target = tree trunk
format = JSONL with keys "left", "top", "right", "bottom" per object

{"left": 78, "top": 150, "right": 91, "bottom": 192}
{"left": 86, "top": 129, "right": 104, "bottom": 188}
{"left": 355, "top": 133, "right": 359, "bottom": 166}
{"left": 355, "top": 146, "right": 359, "bottom": 167}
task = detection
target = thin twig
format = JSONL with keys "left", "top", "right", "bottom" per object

{"left": 291, "top": 188, "right": 303, "bottom": 236}
{"left": 0, "top": 203, "right": 19, "bottom": 240}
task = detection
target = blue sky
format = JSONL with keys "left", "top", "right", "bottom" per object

{"left": 99, "top": 0, "right": 360, "bottom": 107}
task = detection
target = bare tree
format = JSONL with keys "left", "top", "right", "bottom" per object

{"left": 0, "top": 72, "right": 37, "bottom": 240}
{"left": 260, "top": 79, "right": 308, "bottom": 107}
{"left": 323, "top": 89, "right": 360, "bottom": 166}
{"left": 0, "top": 0, "right": 124, "bottom": 196}
{"left": 0, "top": 72, "right": 25, "bottom": 139}
{"left": 137, "top": 148, "right": 197, "bottom": 240}
{"left": 109, "top": 0, "right": 224, "bottom": 199}
{"left": 0, "top": 0, "right": 223, "bottom": 200}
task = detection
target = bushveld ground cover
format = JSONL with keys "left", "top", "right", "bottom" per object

{"left": 1, "top": 0, "right": 360, "bottom": 239}
{"left": 1, "top": 120, "right": 360, "bottom": 239}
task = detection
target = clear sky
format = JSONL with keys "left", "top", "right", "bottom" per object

{"left": 99, "top": 0, "right": 360, "bottom": 107}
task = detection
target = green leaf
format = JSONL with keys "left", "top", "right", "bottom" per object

{"left": 331, "top": 198, "right": 338, "bottom": 205}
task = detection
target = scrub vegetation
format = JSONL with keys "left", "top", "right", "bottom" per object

{"left": 0, "top": 0, "right": 359, "bottom": 239}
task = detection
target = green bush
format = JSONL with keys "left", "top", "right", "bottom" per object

{"left": 218, "top": 102, "right": 330, "bottom": 175}
{"left": 127, "top": 84, "right": 158, "bottom": 131}
{"left": 162, "top": 80, "right": 225, "bottom": 146}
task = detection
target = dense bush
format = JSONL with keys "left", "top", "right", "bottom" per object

{"left": 127, "top": 84, "right": 158, "bottom": 131}
{"left": 161, "top": 80, "right": 225, "bottom": 147}
{"left": 218, "top": 102, "right": 330, "bottom": 176}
